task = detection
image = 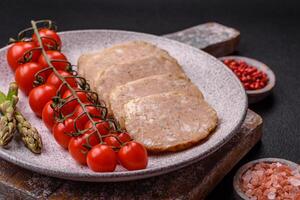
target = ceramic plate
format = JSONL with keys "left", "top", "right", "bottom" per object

{"left": 0, "top": 30, "right": 247, "bottom": 182}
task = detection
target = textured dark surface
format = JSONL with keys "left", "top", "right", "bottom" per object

{"left": 0, "top": 0, "right": 300, "bottom": 199}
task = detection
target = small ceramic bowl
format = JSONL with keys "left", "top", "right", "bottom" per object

{"left": 233, "top": 158, "right": 299, "bottom": 200}
{"left": 219, "top": 56, "right": 276, "bottom": 104}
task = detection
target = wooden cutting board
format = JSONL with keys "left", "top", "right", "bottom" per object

{"left": 0, "top": 22, "right": 261, "bottom": 200}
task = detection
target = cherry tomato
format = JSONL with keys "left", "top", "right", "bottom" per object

{"left": 38, "top": 51, "right": 69, "bottom": 76}
{"left": 118, "top": 141, "right": 148, "bottom": 170}
{"left": 15, "top": 62, "right": 44, "bottom": 95}
{"left": 29, "top": 84, "right": 57, "bottom": 117}
{"left": 7, "top": 41, "right": 40, "bottom": 71}
{"left": 61, "top": 89, "right": 89, "bottom": 115}
{"left": 118, "top": 132, "right": 132, "bottom": 143}
{"left": 73, "top": 105, "right": 102, "bottom": 128}
{"left": 84, "top": 118, "right": 110, "bottom": 136}
{"left": 104, "top": 132, "right": 131, "bottom": 148}
{"left": 52, "top": 118, "right": 76, "bottom": 149}
{"left": 87, "top": 144, "right": 117, "bottom": 172}
{"left": 68, "top": 132, "right": 100, "bottom": 165}
{"left": 32, "top": 28, "right": 62, "bottom": 51}
{"left": 42, "top": 100, "right": 57, "bottom": 131}
{"left": 46, "top": 70, "right": 77, "bottom": 94}
{"left": 104, "top": 135, "right": 121, "bottom": 148}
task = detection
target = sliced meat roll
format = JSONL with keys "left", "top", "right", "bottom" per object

{"left": 94, "top": 55, "right": 183, "bottom": 110}
{"left": 123, "top": 92, "right": 218, "bottom": 152}
{"left": 78, "top": 41, "right": 180, "bottom": 89}
{"left": 110, "top": 73, "right": 204, "bottom": 128}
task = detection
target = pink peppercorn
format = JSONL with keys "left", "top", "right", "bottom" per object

{"left": 222, "top": 59, "right": 269, "bottom": 90}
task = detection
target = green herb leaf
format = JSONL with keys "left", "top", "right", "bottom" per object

{"left": 0, "top": 91, "right": 6, "bottom": 104}
{"left": 6, "top": 82, "right": 18, "bottom": 102}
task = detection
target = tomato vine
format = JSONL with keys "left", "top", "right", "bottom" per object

{"left": 29, "top": 20, "right": 120, "bottom": 146}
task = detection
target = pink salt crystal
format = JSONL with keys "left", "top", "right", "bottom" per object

{"left": 254, "top": 164, "right": 262, "bottom": 170}
{"left": 280, "top": 171, "right": 287, "bottom": 176}
{"left": 295, "top": 192, "right": 300, "bottom": 200}
{"left": 281, "top": 180, "right": 289, "bottom": 187}
{"left": 239, "top": 162, "right": 300, "bottom": 200}
{"left": 267, "top": 191, "right": 276, "bottom": 199}
{"left": 283, "top": 185, "right": 293, "bottom": 192}
{"left": 266, "top": 169, "right": 273, "bottom": 175}
{"left": 276, "top": 162, "right": 282, "bottom": 167}
{"left": 243, "top": 171, "right": 252, "bottom": 182}
{"left": 276, "top": 188, "right": 283, "bottom": 196}
{"left": 251, "top": 176, "right": 260, "bottom": 186}
{"left": 289, "top": 177, "right": 300, "bottom": 186}
{"left": 248, "top": 183, "right": 254, "bottom": 189}
{"left": 284, "top": 192, "right": 289, "bottom": 197}
{"left": 282, "top": 192, "right": 291, "bottom": 199}
{"left": 278, "top": 166, "right": 292, "bottom": 175}
{"left": 272, "top": 181, "right": 280, "bottom": 188}
{"left": 255, "top": 189, "right": 263, "bottom": 197}
{"left": 245, "top": 189, "right": 253, "bottom": 197}
{"left": 292, "top": 167, "right": 300, "bottom": 177}
{"left": 293, "top": 175, "right": 300, "bottom": 179}
{"left": 265, "top": 180, "right": 272, "bottom": 188}
{"left": 256, "top": 170, "right": 264, "bottom": 177}
{"left": 261, "top": 163, "right": 270, "bottom": 169}
{"left": 269, "top": 187, "right": 276, "bottom": 193}
{"left": 270, "top": 175, "right": 277, "bottom": 185}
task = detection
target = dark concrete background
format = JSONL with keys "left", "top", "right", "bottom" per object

{"left": 1, "top": 0, "right": 299, "bottom": 199}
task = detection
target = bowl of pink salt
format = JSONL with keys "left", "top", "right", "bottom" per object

{"left": 233, "top": 158, "right": 300, "bottom": 200}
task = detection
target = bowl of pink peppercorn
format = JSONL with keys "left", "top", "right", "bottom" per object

{"left": 219, "top": 56, "right": 275, "bottom": 104}
{"left": 233, "top": 158, "right": 300, "bottom": 200}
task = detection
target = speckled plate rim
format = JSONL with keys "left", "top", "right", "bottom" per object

{"left": 0, "top": 29, "right": 247, "bottom": 182}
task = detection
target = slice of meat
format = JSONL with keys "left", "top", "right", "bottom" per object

{"left": 123, "top": 92, "right": 218, "bottom": 152}
{"left": 94, "top": 55, "right": 184, "bottom": 110}
{"left": 110, "top": 73, "right": 204, "bottom": 128}
{"left": 77, "top": 41, "right": 180, "bottom": 89}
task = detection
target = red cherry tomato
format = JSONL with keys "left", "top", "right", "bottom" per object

{"left": 62, "top": 89, "right": 89, "bottom": 103}
{"left": 32, "top": 28, "right": 62, "bottom": 51}
{"left": 15, "top": 62, "right": 44, "bottom": 95}
{"left": 52, "top": 118, "right": 76, "bottom": 149}
{"left": 46, "top": 70, "right": 77, "bottom": 94}
{"left": 87, "top": 144, "right": 117, "bottom": 172}
{"left": 84, "top": 118, "right": 110, "bottom": 136}
{"left": 104, "top": 135, "right": 120, "bottom": 148}
{"left": 28, "top": 84, "right": 57, "bottom": 117}
{"left": 68, "top": 133, "right": 100, "bottom": 165}
{"left": 118, "top": 132, "right": 132, "bottom": 143}
{"left": 38, "top": 51, "right": 68, "bottom": 77}
{"left": 42, "top": 100, "right": 57, "bottom": 131}
{"left": 73, "top": 105, "right": 102, "bottom": 128}
{"left": 118, "top": 141, "right": 148, "bottom": 171}
{"left": 7, "top": 41, "right": 40, "bottom": 71}
{"left": 61, "top": 89, "right": 89, "bottom": 115}
{"left": 104, "top": 132, "right": 131, "bottom": 148}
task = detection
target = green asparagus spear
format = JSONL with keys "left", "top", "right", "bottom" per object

{"left": 0, "top": 82, "right": 42, "bottom": 153}
{"left": 0, "top": 83, "right": 19, "bottom": 146}
{"left": 15, "top": 111, "right": 42, "bottom": 154}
